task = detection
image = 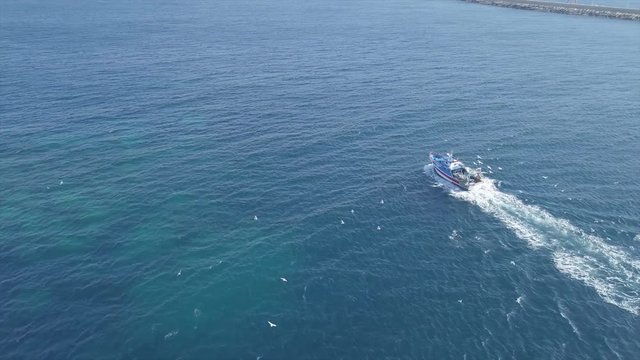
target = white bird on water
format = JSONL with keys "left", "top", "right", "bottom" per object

{"left": 164, "top": 330, "right": 178, "bottom": 340}
{"left": 377, "top": 226, "right": 381, "bottom": 231}
{"left": 380, "top": 199, "right": 384, "bottom": 204}
{"left": 340, "top": 219, "right": 345, "bottom": 225}
{"left": 268, "top": 321, "right": 277, "bottom": 328}
{"left": 254, "top": 215, "right": 258, "bottom": 220}
{"left": 280, "top": 277, "right": 288, "bottom": 282}
{"left": 351, "top": 209, "right": 355, "bottom": 214}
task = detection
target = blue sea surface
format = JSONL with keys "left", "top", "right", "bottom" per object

{"left": 1, "top": 0, "right": 639, "bottom": 359}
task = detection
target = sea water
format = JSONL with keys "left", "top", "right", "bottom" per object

{"left": 1, "top": 0, "right": 639, "bottom": 358}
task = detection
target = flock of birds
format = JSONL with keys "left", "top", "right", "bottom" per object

{"left": 163, "top": 154, "right": 588, "bottom": 340}
{"left": 160, "top": 196, "right": 395, "bottom": 339}
{"left": 254, "top": 201, "right": 385, "bottom": 329}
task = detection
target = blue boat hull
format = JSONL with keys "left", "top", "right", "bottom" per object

{"left": 433, "top": 163, "right": 467, "bottom": 190}
{"left": 429, "top": 152, "right": 480, "bottom": 190}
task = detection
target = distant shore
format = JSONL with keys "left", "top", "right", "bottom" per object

{"left": 463, "top": 0, "right": 640, "bottom": 21}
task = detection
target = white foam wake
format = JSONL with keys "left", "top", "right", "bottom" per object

{"left": 447, "top": 177, "right": 640, "bottom": 316}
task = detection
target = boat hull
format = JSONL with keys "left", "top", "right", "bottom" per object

{"left": 433, "top": 164, "right": 468, "bottom": 190}
{"left": 429, "top": 152, "right": 480, "bottom": 191}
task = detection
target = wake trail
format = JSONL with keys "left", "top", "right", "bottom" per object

{"left": 426, "top": 166, "right": 640, "bottom": 315}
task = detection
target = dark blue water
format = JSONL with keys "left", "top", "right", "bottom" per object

{"left": 2, "top": 0, "right": 639, "bottom": 359}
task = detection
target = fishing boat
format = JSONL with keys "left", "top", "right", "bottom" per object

{"left": 429, "top": 152, "right": 482, "bottom": 190}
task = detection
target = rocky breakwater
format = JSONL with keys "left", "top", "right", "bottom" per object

{"left": 464, "top": 0, "right": 640, "bottom": 21}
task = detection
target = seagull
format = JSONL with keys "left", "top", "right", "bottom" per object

{"left": 510, "top": 261, "right": 516, "bottom": 266}
{"left": 498, "top": 167, "right": 503, "bottom": 170}
{"left": 542, "top": 176, "right": 548, "bottom": 179}
{"left": 380, "top": 199, "right": 384, "bottom": 204}
{"left": 280, "top": 277, "right": 288, "bottom": 282}
{"left": 458, "top": 299, "right": 463, "bottom": 303}
{"left": 59, "top": 180, "right": 64, "bottom": 185}
{"left": 377, "top": 226, "right": 381, "bottom": 231}
{"left": 351, "top": 209, "right": 354, "bottom": 213}
{"left": 164, "top": 330, "right": 178, "bottom": 340}
{"left": 254, "top": 215, "right": 258, "bottom": 220}
{"left": 340, "top": 219, "right": 345, "bottom": 225}
{"left": 177, "top": 269, "right": 182, "bottom": 276}
{"left": 487, "top": 165, "right": 492, "bottom": 170}
{"left": 268, "top": 321, "right": 277, "bottom": 327}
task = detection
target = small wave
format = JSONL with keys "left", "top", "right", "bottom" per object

{"left": 558, "top": 302, "right": 582, "bottom": 339}
{"left": 449, "top": 179, "right": 640, "bottom": 316}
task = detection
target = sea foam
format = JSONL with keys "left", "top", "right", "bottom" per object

{"left": 436, "top": 173, "right": 640, "bottom": 315}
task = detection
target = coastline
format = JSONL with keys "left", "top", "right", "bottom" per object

{"left": 462, "top": 0, "right": 640, "bottom": 21}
